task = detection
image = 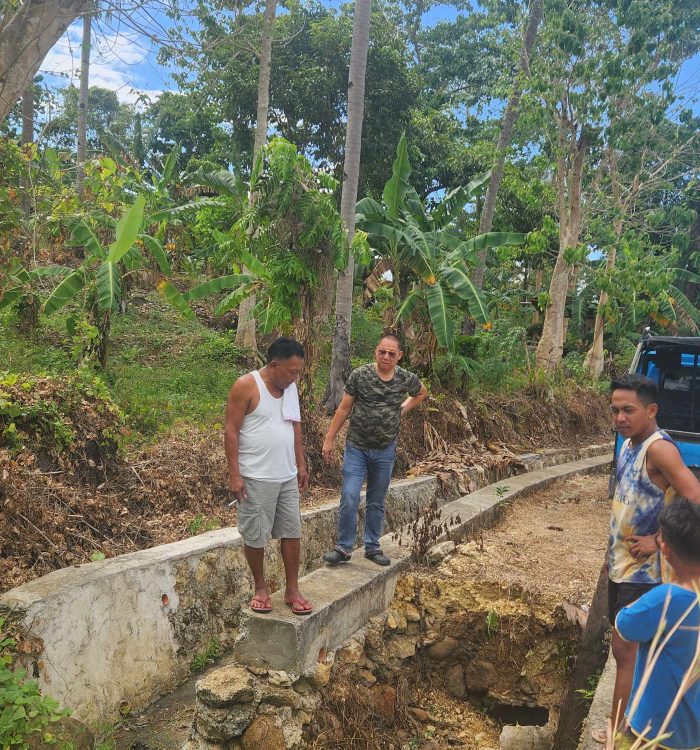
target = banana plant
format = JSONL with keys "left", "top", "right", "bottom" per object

{"left": 40, "top": 194, "right": 195, "bottom": 366}
{"left": 357, "top": 135, "right": 525, "bottom": 350}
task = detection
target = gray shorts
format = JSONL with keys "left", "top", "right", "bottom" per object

{"left": 237, "top": 477, "right": 301, "bottom": 548}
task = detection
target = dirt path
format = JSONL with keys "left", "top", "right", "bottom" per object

{"left": 312, "top": 473, "right": 611, "bottom": 750}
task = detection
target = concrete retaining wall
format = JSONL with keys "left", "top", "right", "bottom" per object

{"left": 0, "top": 442, "right": 611, "bottom": 723}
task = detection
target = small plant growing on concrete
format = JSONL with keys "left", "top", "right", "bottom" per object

{"left": 494, "top": 485, "right": 510, "bottom": 497}
{"left": 485, "top": 610, "right": 499, "bottom": 638}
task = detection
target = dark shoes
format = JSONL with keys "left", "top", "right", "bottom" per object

{"left": 323, "top": 547, "right": 391, "bottom": 566}
{"left": 324, "top": 547, "right": 352, "bottom": 565}
{"left": 364, "top": 549, "right": 391, "bottom": 566}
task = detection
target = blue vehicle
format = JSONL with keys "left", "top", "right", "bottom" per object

{"left": 611, "top": 333, "right": 700, "bottom": 495}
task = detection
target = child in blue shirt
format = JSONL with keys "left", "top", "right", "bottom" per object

{"left": 616, "top": 497, "right": 700, "bottom": 749}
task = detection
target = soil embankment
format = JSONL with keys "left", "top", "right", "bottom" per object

{"left": 1, "top": 373, "right": 610, "bottom": 592}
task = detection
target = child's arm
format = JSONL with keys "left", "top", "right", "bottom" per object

{"left": 615, "top": 587, "right": 668, "bottom": 644}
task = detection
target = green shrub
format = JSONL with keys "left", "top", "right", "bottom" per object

{"left": 0, "top": 617, "right": 72, "bottom": 749}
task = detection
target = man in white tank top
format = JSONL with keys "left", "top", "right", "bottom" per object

{"left": 224, "top": 338, "right": 312, "bottom": 615}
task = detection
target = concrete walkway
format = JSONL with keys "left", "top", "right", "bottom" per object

{"left": 234, "top": 453, "right": 612, "bottom": 676}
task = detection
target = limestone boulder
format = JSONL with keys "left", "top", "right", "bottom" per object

{"left": 195, "top": 701, "right": 258, "bottom": 741}
{"left": 445, "top": 663, "right": 466, "bottom": 698}
{"left": 242, "top": 716, "right": 286, "bottom": 750}
{"left": 499, "top": 724, "right": 552, "bottom": 750}
{"left": 370, "top": 684, "right": 397, "bottom": 725}
{"left": 427, "top": 541, "right": 455, "bottom": 563}
{"left": 196, "top": 665, "right": 259, "bottom": 707}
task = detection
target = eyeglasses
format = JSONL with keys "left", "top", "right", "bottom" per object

{"left": 377, "top": 349, "right": 398, "bottom": 358}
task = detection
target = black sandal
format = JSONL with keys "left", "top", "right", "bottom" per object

{"left": 323, "top": 547, "right": 352, "bottom": 565}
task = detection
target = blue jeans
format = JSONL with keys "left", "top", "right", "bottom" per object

{"left": 337, "top": 440, "right": 396, "bottom": 554}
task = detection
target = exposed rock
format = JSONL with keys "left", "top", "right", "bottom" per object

{"left": 196, "top": 665, "right": 258, "bottom": 707}
{"left": 195, "top": 701, "right": 257, "bottom": 742}
{"left": 409, "top": 707, "right": 430, "bottom": 722}
{"left": 428, "top": 541, "right": 456, "bottom": 563}
{"left": 260, "top": 686, "right": 302, "bottom": 709}
{"left": 403, "top": 603, "right": 421, "bottom": 622}
{"left": 308, "top": 661, "right": 332, "bottom": 688}
{"left": 337, "top": 637, "right": 365, "bottom": 664}
{"left": 426, "top": 635, "right": 459, "bottom": 660}
{"left": 358, "top": 668, "right": 377, "bottom": 685}
{"left": 242, "top": 715, "right": 286, "bottom": 750}
{"left": 446, "top": 663, "right": 466, "bottom": 698}
{"left": 463, "top": 659, "right": 497, "bottom": 693}
{"left": 268, "top": 670, "right": 293, "bottom": 687}
{"left": 370, "top": 684, "right": 397, "bottom": 724}
{"left": 387, "top": 635, "right": 416, "bottom": 661}
{"left": 499, "top": 723, "right": 553, "bottom": 750}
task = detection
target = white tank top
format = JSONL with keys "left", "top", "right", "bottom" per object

{"left": 238, "top": 370, "right": 297, "bottom": 481}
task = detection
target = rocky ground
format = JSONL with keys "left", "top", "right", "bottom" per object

{"left": 112, "top": 472, "right": 611, "bottom": 750}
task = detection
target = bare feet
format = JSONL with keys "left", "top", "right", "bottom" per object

{"left": 250, "top": 586, "right": 272, "bottom": 613}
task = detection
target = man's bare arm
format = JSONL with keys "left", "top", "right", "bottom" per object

{"left": 401, "top": 383, "right": 428, "bottom": 414}
{"left": 293, "top": 421, "right": 308, "bottom": 490}
{"left": 322, "top": 393, "right": 355, "bottom": 463}
{"left": 224, "top": 376, "right": 253, "bottom": 499}
{"left": 648, "top": 440, "right": 700, "bottom": 501}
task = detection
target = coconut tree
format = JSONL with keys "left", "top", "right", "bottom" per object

{"left": 323, "top": 0, "right": 372, "bottom": 412}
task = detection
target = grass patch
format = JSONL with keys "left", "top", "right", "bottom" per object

{"left": 0, "top": 295, "right": 244, "bottom": 440}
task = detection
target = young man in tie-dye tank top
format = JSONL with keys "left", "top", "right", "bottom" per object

{"left": 593, "top": 374, "right": 700, "bottom": 745}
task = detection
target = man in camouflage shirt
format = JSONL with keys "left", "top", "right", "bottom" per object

{"left": 322, "top": 334, "right": 428, "bottom": 566}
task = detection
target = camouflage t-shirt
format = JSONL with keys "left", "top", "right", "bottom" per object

{"left": 345, "top": 363, "right": 422, "bottom": 450}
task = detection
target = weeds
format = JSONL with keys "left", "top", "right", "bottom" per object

{"left": 391, "top": 494, "right": 461, "bottom": 565}
{"left": 190, "top": 638, "right": 221, "bottom": 673}
{"left": 187, "top": 514, "right": 221, "bottom": 536}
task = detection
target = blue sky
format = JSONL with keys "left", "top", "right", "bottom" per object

{"left": 38, "top": 2, "right": 700, "bottom": 115}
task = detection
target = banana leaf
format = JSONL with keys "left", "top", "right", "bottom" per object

{"left": 395, "top": 289, "right": 424, "bottom": 322}
{"left": 107, "top": 195, "right": 146, "bottom": 264}
{"left": 43, "top": 270, "right": 86, "bottom": 314}
{"left": 96, "top": 261, "right": 121, "bottom": 311}
{"left": 214, "top": 284, "right": 257, "bottom": 316}
{"left": 184, "top": 274, "right": 256, "bottom": 301}
{"left": 441, "top": 265, "right": 488, "bottom": 324}
{"left": 382, "top": 135, "right": 411, "bottom": 219}
{"left": 425, "top": 282, "right": 455, "bottom": 348}
{"left": 156, "top": 279, "right": 196, "bottom": 321}
{"left": 68, "top": 219, "right": 106, "bottom": 259}
{"left": 140, "top": 235, "right": 172, "bottom": 275}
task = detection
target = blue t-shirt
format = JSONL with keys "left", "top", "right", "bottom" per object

{"left": 616, "top": 584, "right": 700, "bottom": 750}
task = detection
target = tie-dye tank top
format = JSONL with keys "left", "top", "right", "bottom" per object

{"left": 608, "top": 429, "right": 675, "bottom": 584}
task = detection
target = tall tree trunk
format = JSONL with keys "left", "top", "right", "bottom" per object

{"left": 236, "top": 0, "right": 276, "bottom": 354}
{"left": 536, "top": 116, "right": 587, "bottom": 373}
{"left": 471, "top": 0, "right": 543, "bottom": 291}
{"left": 0, "top": 0, "right": 89, "bottom": 122}
{"left": 17, "top": 83, "right": 39, "bottom": 334}
{"left": 585, "top": 149, "right": 622, "bottom": 378}
{"left": 323, "top": 0, "right": 372, "bottom": 414}
{"left": 20, "top": 84, "right": 33, "bottom": 217}
{"left": 76, "top": 9, "right": 91, "bottom": 198}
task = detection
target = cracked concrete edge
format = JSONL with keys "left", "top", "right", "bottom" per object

{"left": 233, "top": 453, "right": 612, "bottom": 675}
{"left": 577, "top": 650, "right": 615, "bottom": 750}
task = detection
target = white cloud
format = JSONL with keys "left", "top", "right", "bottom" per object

{"left": 40, "top": 22, "right": 165, "bottom": 106}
